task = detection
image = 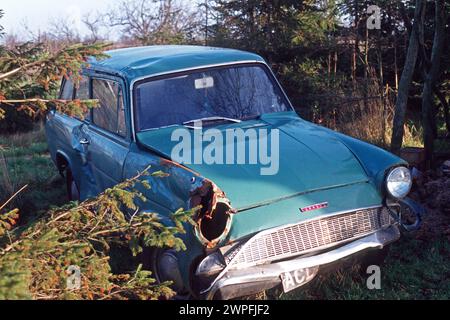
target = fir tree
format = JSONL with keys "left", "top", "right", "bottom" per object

{"left": 0, "top": 42, "right": 110, "bottom": 121}
{"left": 0, "top": 12, "right": 195, "bottom": 300}
{"left": 0, "top": 168, "right": 196, "bottom": 300}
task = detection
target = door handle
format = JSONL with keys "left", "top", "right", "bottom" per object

{"left": 80, "top": 138, "right": 90, "bottom": 145}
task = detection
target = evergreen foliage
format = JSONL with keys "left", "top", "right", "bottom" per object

{"left": 0, "top": 14, "right": 194, "bottom": 300}
{"left": 0, "top": 42, "right": 109, "bottom": 125}
{"left": 0, "top": 169, "right": 196, "bottom": 300}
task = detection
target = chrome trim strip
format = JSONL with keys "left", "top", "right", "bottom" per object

{"left": 204, "top": 226, "right": 400, "bottom": 299}
{"left": 129, "top": 60, "right": 295, "bottom": 143}
{"left": 237, "top": 180, "right": 370, "bottom": 212}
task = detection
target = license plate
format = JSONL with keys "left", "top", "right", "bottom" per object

{"left": 280, "top": 266, "right": 319, "bottom": 293}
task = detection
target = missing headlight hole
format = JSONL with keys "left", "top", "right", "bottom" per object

{"left": 199, "top": 202, "right": 232, "bottom": 241}
{"left": 191, "top": 179, "right": 235, "bottom": 247}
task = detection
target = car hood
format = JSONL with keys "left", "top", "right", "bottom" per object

{"left": 136, "top": 111, "right": 369, "bottom": 210}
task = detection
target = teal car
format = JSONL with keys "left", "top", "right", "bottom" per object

{"left": 45, "top": 45, "right": 422, "bottom": 299}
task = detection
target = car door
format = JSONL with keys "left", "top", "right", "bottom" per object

{"left": 73, "top": 74, "right": 130, "bottom": 196}
{"left": 59, "top": 75, "right": 99, "bottom": 200}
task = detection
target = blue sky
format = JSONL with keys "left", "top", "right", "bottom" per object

{"left": 1, "top": 0, "right": 113, "bottom": 38}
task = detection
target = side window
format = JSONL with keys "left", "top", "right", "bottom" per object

{"left": 60, "top": 78, "right": 74, "bottom": 100}
{"left": 117, "top": 88, "right": 126, "bottom": 137}
{"left": 75, "top": 76, "right": 91, "bottom": 120}
{"left": 75, "top": 76, "right": 90, "bottom": 100}
{"left": 92, "top": 78, "right": 127, "bottom": 137}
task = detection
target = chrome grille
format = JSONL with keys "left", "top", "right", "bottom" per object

{"left": 228, "top": 207, "right": 393, "bottom": 269}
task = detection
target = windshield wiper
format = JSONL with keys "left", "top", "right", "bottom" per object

{"left": 183, "top": 116, "right": 242, "bottom": 127}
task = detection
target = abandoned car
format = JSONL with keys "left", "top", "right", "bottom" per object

{"left": 45, "top": 45, "right": 423, "bottom": 299}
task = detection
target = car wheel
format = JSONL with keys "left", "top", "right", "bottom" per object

{"left": 144, "top": 248, "right": 191, "bottom": 299}
{"left": 66, "top": 168, "right": 80, "bottom": 201}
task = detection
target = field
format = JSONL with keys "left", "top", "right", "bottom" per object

{"left": 1, "top": 125, "right": 449, "bottom": 300}
{"left": 280, "top": 235, "right": 450, "bottom": 300}
{"left": 0, "top": 124, "right": 66, "bottom": 224}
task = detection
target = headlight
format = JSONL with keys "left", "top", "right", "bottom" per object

{"left": 195, "top": 251, "right": 225, "bottom": 277}
{"left": 386, "top": 167, "right": 412, "bottom": 199}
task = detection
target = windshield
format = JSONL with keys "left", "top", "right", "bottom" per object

{"left": 134, "top": 64, "right": 291, "bottom": 131}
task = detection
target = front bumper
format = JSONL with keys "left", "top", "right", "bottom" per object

{"left": 203, "top": 225, "right": 400, "bottom": 300}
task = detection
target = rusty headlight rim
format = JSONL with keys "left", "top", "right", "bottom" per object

{"left": 194, "top": 201, "right": 234, "bottom": 249}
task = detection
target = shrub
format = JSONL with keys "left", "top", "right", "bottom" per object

{"left": 0, "top": 168, "right": 196, "bottom": 300}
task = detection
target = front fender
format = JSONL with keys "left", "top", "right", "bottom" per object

{"left": 330, "top": 130, "right": 408, "bottom": 189}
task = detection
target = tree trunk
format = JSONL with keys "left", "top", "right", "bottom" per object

{"left": 421, "top": 0, "right": 446, "bottom": 168}
{"left": 363, "top": 23, "right": 369, "bottom": 112}
{"left": 394, "top": 37, "right": 399, "bottom": 91}
{"left": 334, "top": 51, "right": 338, "bottom": 75}
{"left": 434, "top": 88, "right": 450, "bottom": 134}
{"left": 391, "top": 0, "right": 426, "bottom": 154}
{"left": 352, "top": 3, "right": 359, "bottom": 86}
{"left": 328, "top": 52, "right": 332, "bottom": 85}
{"left": 352, "top": 39, "right": 357, "bottom": 85}
{"left": 378, "top": 31, "right": 386, "bottom": 145}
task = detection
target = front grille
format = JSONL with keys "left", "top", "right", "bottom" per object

{"left": 227, "top": 207, "right": 393, "bottom": 269}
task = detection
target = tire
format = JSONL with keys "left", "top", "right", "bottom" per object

{"left": 66, "top": 168, "right": 80, "bottom": 201}
{"left": 142, "top": 248, "right": 191, "bottom": 299}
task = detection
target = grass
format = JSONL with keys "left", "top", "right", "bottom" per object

{"left": 1, "top": 124, "right": 448, "bottom": 300}
{"left": 272, "top": 234, "right": 450, "bottom": 300}
{"left": 0, "top": 123, "right": 67, "bottom": 223}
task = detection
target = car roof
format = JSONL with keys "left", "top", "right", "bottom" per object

{"left": 87, "top": 45, "right": 265, "bottom": 83}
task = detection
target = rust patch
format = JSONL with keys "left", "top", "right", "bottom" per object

{"left": 191, "top": 180, "right": 223, "bottom": 219}
{"left": 191, "top": 179, "right": 237, "bottom": 218}
{"left": 205, "top": 236, "right": 222, "bottom": 249}
{"left": 191, "top": 179, "right": 236, "bottom": 249}
{"left": 159, "top": 158, "right": 200, "bottom": 176}
{"left": 158, "top": 157, "right": 236, "bottom": 248}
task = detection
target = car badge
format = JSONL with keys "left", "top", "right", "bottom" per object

{"left": 300, "top": 202, "right": 329, "bottom": 213}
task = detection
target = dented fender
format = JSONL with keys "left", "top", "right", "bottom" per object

{"left": 124, "top": 148, "right": 236, "bottom": 250}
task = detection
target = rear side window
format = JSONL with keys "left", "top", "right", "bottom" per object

{"left": 75, "top": 76, "right": 91, "bottom": 120}
{"left": 60, "top": 78, "right": 74, "bottom": 100}
{"left": 75, "top": 76, "right": 90, "bottom": 100}
{"left": 92, "top": 78, "right": 126, "bottom": 137}
{"left": 117, "top": 91, "right": 126, "bottom": 137}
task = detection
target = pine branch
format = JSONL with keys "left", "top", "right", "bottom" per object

{"left": 0, "top": 185, "right": 28, "bottom": 212}
{"left": 0, "top": 60, "right": 45, "bottom": 81}
{"left": 0, "top": 166, "right": 195, "bottom": 300}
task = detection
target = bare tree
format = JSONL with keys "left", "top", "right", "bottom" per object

{"left": 391, "top": 0, "right": 426, "bottom": 154}
{"left": 2, "top": 33, "right": 22, "bottom": 49}
{"left": 48, "top": 17, "right": 81, "bottom": 44}
{"left": 82, "top": 12, "right": 105, "bottom": 43}
{"left": 105, "top": 0, "right": 200, "bottom": 45}
{"left": 421, "top": 0, "right": 446, "bottom": 167}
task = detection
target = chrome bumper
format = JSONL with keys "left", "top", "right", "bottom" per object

{"left": 204, "top": 225, "right": 400, "bottom": 300}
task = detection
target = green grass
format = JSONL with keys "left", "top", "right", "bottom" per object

{"left": 0, "top": 124, "right": 67, "bottom": 223}
{"left": 271, "top": 235, "right": 450, "bottom": 300}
